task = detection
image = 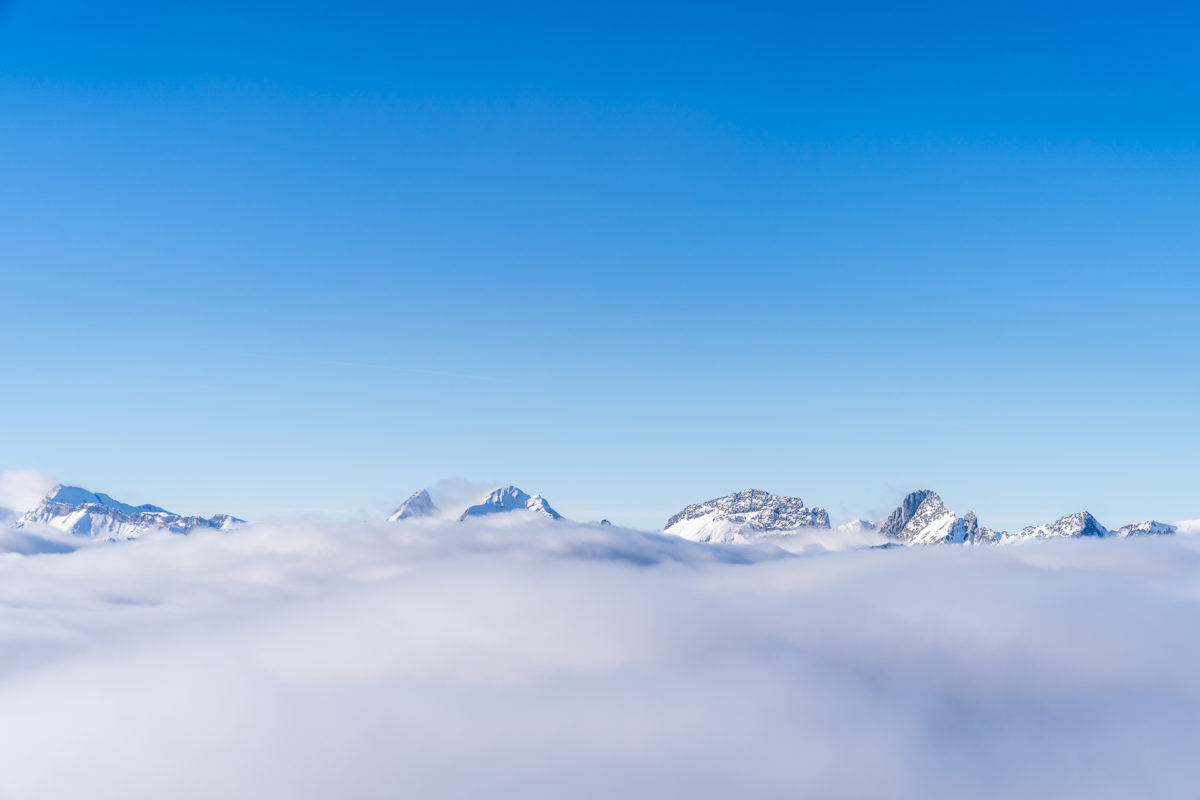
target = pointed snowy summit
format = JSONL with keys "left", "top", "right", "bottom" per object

{"left": 664, "top": 489, "right": 830, "bottom": 544}
{"left": 458, "top": 486, "right": 563, "bottom": 521}
{"left": 879, "top": 490, "right": 992, "bottom": 545}
{"left": 15, "top": 484, "right": 242, "bottom": 540}
{"left": 388, "top": 489, "right": 438, "bottom": 522}
{"left": 1014, "top": 511, "right": 1109, "bottom": 540}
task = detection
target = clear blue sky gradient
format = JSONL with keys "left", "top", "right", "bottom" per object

{"left": 2, "top": 1, "right": 1198, "bottom": 529}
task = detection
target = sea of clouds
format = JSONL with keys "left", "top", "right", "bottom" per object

{"left": 0, "top": 505, "right": 1198, "bottom": 799}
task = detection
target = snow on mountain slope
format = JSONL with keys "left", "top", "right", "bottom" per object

{"left": 1114, "top": 520, "right": 1177, "bottom": 537}
{"left": 877, "top": 498, "right": 1164, "bottom": 545}
{"left": 878, "top": 490, "right": 986, "bottom": 545}
{"left": 1011, "top": 511, "right": 1109, "bottom": 541}
{"left": 45, "top": 485, "right": 169, "bottom": 515}
{"left": 956, "top": 512, "right": 1173, "bottom": 544}
{"left": 388, "top": 489, "right": 438, "bottom": 521}
{"left": 663, "top": 489, "right": 830, "bottom": 544}
{"left": 458, "top": 486, "right": 563, "bottom": 521}
{"left": 15, "top": 485, "right": 242, "bottom": 540}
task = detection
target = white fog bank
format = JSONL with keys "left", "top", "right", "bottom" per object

{"left": 0, "top": 516, "right": 1197, "bottom": 799}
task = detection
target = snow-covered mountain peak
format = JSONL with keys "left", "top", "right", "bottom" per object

{"left": 837, "top": 519, "right": 878, "bottom": 533}
{"left": 15, "top": 485, "right": 241, "bottom": 540}
{"left": 388, "top": 489, "right": 438, "bottom": 522}
{"left": 458, "top": 486, "right": 563, "bottom": 521}
{"left": 524, "top": 493, "right": 559, "bottom": 518}
{"left": 878, "top": 490, "right": 986, "bottom": 545}
{"left": 663, "top": 489, "right": 830, "bottom": 544}
{"left": 47, "top": 485, "right": 169, "bottom": 516}
{"left": 1016, "top": 511, "right": 1108, "bottom": 540}
{"left": 1114, "top": 520, "right": 1177, "bottom": 537}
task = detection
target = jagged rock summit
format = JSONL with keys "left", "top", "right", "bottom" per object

{"left": 878, "top": 490, "right": 989, "bottom": 545}
{"left": 663, "top": 489, "right": 830, "bottom": 544}
{"left": 388, "top": 489, "right": 438, "bottom": 521}
{"left": 458, "top": 486, "right": 563, "bottom": 521}
{"left": 15, "top": 484, "right": 241, "bottom": 540}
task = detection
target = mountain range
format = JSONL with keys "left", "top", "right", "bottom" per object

{"left": 13, "top": 485, "right": 241, "bottom": 541}
{"left": 682, "top": 488, "right": 1180, "bottom": 545}
{"left": 387, "top": 484, "right": 1183, "bottom": 546}
{"left": 386, "top": 485, "right": 563, "bottom": 522}
{"left": 2, "top": 480, "right": 1190, "bottom": 549}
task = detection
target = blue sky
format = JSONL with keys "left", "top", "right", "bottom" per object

{"left": 1, "top": 0, "right": 1198, "bottom": 529}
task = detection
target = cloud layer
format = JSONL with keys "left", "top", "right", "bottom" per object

{"left": 0, "top": 469, "right": 57, "bottom": 519}
{"left": 0, "top": 515, "right": 1197, "bottom": 798}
